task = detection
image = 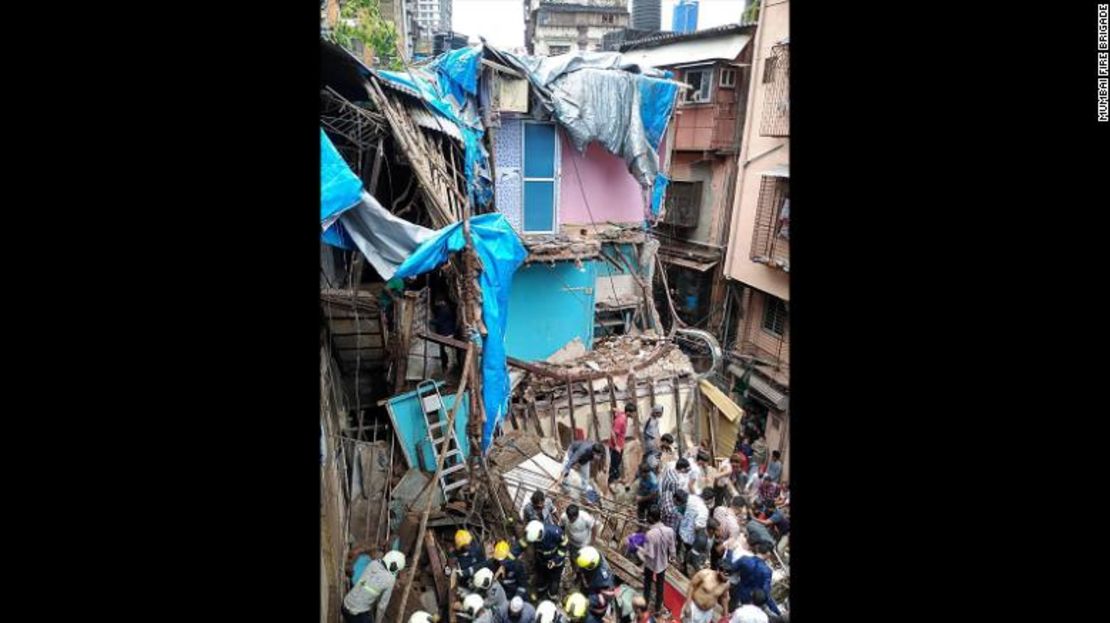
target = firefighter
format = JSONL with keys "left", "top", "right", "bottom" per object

{"left": 473, "top": 567, "right": 509, "bottom": 612}
{"left": 342, "top": 549, "right": 406, "bottom": 623}
{"left": 463, "top": 593, "right": 493, "bottom": 623}
{"left": 410, "top": 612, "right": 437, "bottom": 623}
{"left": 535, "top": 600, "right": 566, "bottom": 623}
{"left": 491, "top": 540, "right": 530, "bottom": 599}
{"left": 516, "top": 520, "right": 568, "bottom": 601}
{"left": 498, "top": 596, "right": 537, "bottom": 623}
{"left": 564, "top": 592, "right": 607, "bottom": 623}
{"left": 573, "top": 546, "right": 614, "bottom": 596}
{"left": 451, "top": 529, "right": 490, "bottom": 585}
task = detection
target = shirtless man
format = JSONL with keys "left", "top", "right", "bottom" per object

{"left": 682, "top": 568, "right": 730, "bottom": 623}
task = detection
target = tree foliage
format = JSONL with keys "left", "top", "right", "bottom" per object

{"left": 332, "top": 0, "right": 403, "bottom": 70}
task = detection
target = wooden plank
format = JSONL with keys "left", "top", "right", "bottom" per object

{"left": 566, "top": 379, "right": 578, "bottom": 439}
{"left": 587, "top": 381, "right": 600, "bottom": 441}
{"left": 425, "top": 531, "right": 448, "bottom": 605}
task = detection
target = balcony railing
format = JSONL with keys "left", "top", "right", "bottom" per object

{"left": 749, "top": 174, "right": 789, "bottom": 272}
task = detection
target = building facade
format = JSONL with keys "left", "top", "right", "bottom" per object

{"left": 622, "top": 24, "right": 756, "bottom": 352}
{"left": 525, "top": 0, "right": 631, "bottom": 55}
{"left": 722, "top": 0, "right": 790, "bottom": 479}
{"left": 413, "top": 0, "right": 452, "bottom": 33}
{"left": 631, "top": 0, "right": 661, "bottom": 31}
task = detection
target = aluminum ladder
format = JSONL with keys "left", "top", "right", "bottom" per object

{"left": 416, "top": 379, "right": 469, "bottom": 498}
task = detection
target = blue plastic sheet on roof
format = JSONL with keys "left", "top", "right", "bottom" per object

{"left": 635, "top": 75, "right": 680, "bottom": 150}
{"left": 375, "top": 53, "right": 494, "bottom": 209}
{"left": 651, "top": 172, "right": 669, "bottom": 217}
{"left": 320, "top": 128, "right": 363, "bottom": 249}
{"left": 393, "top": 213, "right": 527, "bottom": 453}
{"left": 430, "top": 45, "right": 483, "bottom": 104}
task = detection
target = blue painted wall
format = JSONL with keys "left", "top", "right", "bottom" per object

{"left": 505, "top": 261, "right": 597, "bottom": 361}
{"left": 386, "top": 382, "right": 471, "bottom": 471}
{"left": 596, "top": 242, "right": 643, "bottom": 277}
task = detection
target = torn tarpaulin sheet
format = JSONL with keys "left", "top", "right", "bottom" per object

{"left": 340, "top": 191, "right": 435, "bottom": 280}
{"left": 320, "top": 128, "right": 363, "bottom": 249}
{"left": 507, "top": 52, "right": 680, "bottom": 204}
{"left": 393, "top": 214, "right": 527, "bottom": 452}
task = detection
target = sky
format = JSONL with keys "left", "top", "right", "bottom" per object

{"left": 452, "top": 0, "right": 748, "bottom": 50}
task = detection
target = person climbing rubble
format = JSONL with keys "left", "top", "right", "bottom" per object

{"left": 491, "top": 540, "right": 530, "bottom": 599}
{"left": 608, "top": 403, "right": 632, "bottom": 484}
{"left": 342, "top": 549, "right": 405, "bottom": 623}
{"left": 516, "top": 520, "right": 568, "bottom": 602}
{"left": 560, "top": 440, "right": 606, "bottom": 500}
{"left": 674, "top": 489, "right": 709, "bottom": 573}
{"left": 450, "top": 529, "right": 491, "bottom": 587}
{"left": 474, "top": 567, "right": 509, "bottom": 612}
{"left": 636, "top": 505, "right": 676, "bottom": 616}
{"left": 572, "top": 545, "right": 614, "bottom": 596}
{"left": 523, "top": 490, "right": 558, "bottom": 525}
{"left": 643, "top": 405, "right": 663, "bottom": 459}
{"left": 635, "top": 462, "right": 659, "bottom": 520}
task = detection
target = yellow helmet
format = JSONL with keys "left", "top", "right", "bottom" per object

{"left": 575, "top": 546, "right": 600, "bottom": 570}
{"left": 455, "top": 529, "right": 473, "bottom": 548}
{"left": 493, "top": 540, "right": 511, "bottom": 561}
{"left": 564, "top": 593, "right": 588, "bottom": 619}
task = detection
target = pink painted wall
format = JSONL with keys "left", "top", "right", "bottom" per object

{"left": 559, "top": 132, "right": 646, "bottom": 225}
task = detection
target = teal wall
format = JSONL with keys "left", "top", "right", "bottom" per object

{"left": 386, "top": 382, "right": 470, "bottom": 471}
{"left": 505, "top": 260, "right": 597, "bottom": 361}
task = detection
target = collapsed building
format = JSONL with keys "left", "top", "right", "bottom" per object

{"left": 319, "top": 34, "right": 786, "bottom": 623}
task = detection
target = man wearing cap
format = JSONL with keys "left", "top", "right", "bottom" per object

{"left": 450, "top": 529, "right": 490, "bottom": 584}
{"left": 516, "top": 520, "right": 568, "bottom": 602}
{"left": 498, "top": 596, "right": 537, "bottom": 623}
{"left": 608, "top": 403, "right": 632, "bottom": 484}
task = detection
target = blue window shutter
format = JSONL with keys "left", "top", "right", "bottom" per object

{"left": 524, "top": 124, "right": 556, "bottom": 178}
{"left": 524, "top": 181, "right": 555, "bottom": 232}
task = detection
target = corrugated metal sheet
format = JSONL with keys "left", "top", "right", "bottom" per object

{"left": 406, "top": 104, "right": 464, "bottom": 141}
{"left": 699, "top": 378, "right": 744, "bottom": 422}
{"left": 661, "top": 255, "right": 718, "bottom": 272}
{"left": 622, "top": 33, "right": 752, "bottom": 69}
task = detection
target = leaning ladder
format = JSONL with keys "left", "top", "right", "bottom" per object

{"left": 416, "top": 380, "right": 469, "bottom": 498}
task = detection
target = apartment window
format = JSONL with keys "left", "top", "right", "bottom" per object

{"left": 522, "top": 122, "right": 558, "bottom": 233}
{"left": 662, "top": 181, "right": 702, "bottom": 228}
{"left": 719, "top": 67, "right": 736, "bottom": 88}
{"left": 749, "top": 172, "right": 789, "bottom": 270}
{"left": 549, "top": 44, "right": 571, "bottom": 55}
{"left": 684, "top": 67, "right": 713, "bottom": 103}
{"left": 602, "top": 14, "right": 615, "bottom": 24}
{"left": 760, "top": 43, "right": 790, "bottom": 136}
{"left": 762, "top": 296, "right": 787, "bottom": 337}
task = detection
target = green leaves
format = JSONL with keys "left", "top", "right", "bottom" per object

{"left": 331, "top": 0, "right": 403, "bottom": 71}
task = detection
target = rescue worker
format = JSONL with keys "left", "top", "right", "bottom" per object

{"left": 411, "top": 611, "right": 437, "bottom": 623}
{"left": 473, "top": 567, "right": 509, "bottom": 612}
{"left": 342, "top": 549, "right": 406, "bottom": 623}
{"left": 573, "top": 545, "right": 614, "bottom": 597}
{"left": 564, "top": 592, "right": 607, "bottom": 623}
{"left": 560, "top": 440, "right": 606, "bottom": 498}
{"left": 498, "top": 596, "right": 537, "bottom": 623}
{"left": 535, "top": 600, "right": 566, "bottom": 623}
{"left": 491, "top": 540, "right": 530, "bottom": 599}
{"left": 516, "top": 520, "right": 568, "bottom": 601}
{"left": 730, "top": 605, "right": 769, "bottom": 623}
{"left": 463, "top": 593, "right": 494, "bottom": 623}
{"left": 451, "top": 529, "right": 490, "bottom": 585}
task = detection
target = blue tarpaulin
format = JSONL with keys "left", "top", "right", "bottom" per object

{"left": 651, "top": 172, "right": 669, "bottom": 217}
{"left": 393, "top": 213, "right": 527, "bottom": 452}
{"left": 320, "top": 128, "right": 363, "bottom": 249}
{"left": 636, "top": 75, "right": 680, "bottom": 150}
{"left": 430, "top": 45, "right": 483, "bottom": 104}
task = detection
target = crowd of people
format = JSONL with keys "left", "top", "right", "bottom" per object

{"left": 341, "top": 402, "right": 789, "bottom": 623}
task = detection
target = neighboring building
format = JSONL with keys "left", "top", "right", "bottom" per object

{"left": 621, "top": 23, "right": 756, "bottom": 346}
{"left": 433, "top": 31, "right": 470, "bottom": 55}
{"left": 672, "top": 0, "right": 698, "bottom": 34}
{"left": 601, "top": 27, "right": 659, "bottom": 51}
{"left": 380, "top": 0, "right": 421, "bottom": 60}
{"left": 631, "top": 0, "right": 661, "bottom": 31}
{"left": 721, "top": 0, "right": 789, "bottom": 480}
{"left": 524, "top": 0, "right": 631, "bottom": 55}
{"left": 413, "top": 0, "right": 452, "bottom": 33}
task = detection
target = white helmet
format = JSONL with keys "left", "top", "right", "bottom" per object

{"left": 525, "top": 520, "right": 545, "bottom": 543}
{"left": 382, "top": 550, "right": 406, "bottom": 574}
{"left": 463, "top": 593, "right": 486, "bottom": 617}
{"left": 410, "top": 612, "right": 435, "bottom": 623}
{"left": 730, "top": 605, "right": 769, "bottom": 623}
{"left": 509, "top": 597, "right": 525, "bottom": 615}
{"left": 536, "top": 600, "right": 559, "bottom": 623}
{"left": 473, "top": 567, "right": 494, "bottom": 590}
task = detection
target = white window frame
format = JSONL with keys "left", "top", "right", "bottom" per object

{"left": 719, "top": 67, "right": 736, "bottom": 88}
{"left": 520, "top": 121, "right": 561, "bottom": 235}
{"left": 681, "top": 65, "right": 714, "bottom": 104}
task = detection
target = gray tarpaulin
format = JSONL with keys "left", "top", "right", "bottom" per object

{"left": 507, "top": 51, "right": 675, "bottom": 190}
{"left": 338, "top": 190, "right": 435, "bottom": 280}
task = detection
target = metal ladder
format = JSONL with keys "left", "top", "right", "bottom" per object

{"left": 416, "top": 380, "right": 469, "bottom": 498}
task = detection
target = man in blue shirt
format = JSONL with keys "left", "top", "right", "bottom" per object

{"left": 764, "top": 451, "right": 783, "bottom": 484}
{"left": 722, "top": 542, "right": 781, "bottom": 616}
{"left": 635, "top": 462, "right": 659, "bottom": 521}
{"left": 561, "top": 440, "right": 605, "bottom": 498}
